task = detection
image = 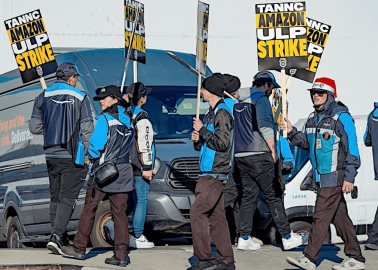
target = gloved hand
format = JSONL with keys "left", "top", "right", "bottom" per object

{"left": 281, "top": 162, "right": 294, "bottom": 175}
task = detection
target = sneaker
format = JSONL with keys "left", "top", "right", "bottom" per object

{"left": 282, "top": 231, "right": 303, "bottom": 250}
{"left": 105, "top": 255, "right": 131, "bottom": 267}
{"left": 251, "top": 236, "right": 263, "bottom": 246}
{"left": 286, "top": 255, "right": 316, "bottom": 270}
{"left": 365, "top": 243, "right": 378, "bottom": 250}
{"left": 332, "top": 258, "right": 366, "bottom": 270}
{"left": 62, "top": 232, "right": 72, "bottom": 246}
{"left": 61, "top": 246, "right": 85, "bottom": 260}
{"left": 186, "top": 259, "right": 217, "bottom": 270}
{"left": 216, "top": 261, "right": 236, "bottom": 270}
{"left": 47, "top": 234, "right": 64, "bottom": 255}
{"left": 237, "top": 236, "right": 261, "bottom": 251}
{"left": 129, "top": 234, "right": 154, "bottom": 249}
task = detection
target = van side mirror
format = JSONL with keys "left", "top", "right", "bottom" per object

{"left": 300, "top": 171, "right": 315, "bottom": 191}
{"left": 351, "top": 186, "right": 358, "bottom": 199}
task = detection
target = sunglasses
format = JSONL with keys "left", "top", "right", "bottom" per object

{"left": 310, "top": 90, "right": 327, "bottom": 96}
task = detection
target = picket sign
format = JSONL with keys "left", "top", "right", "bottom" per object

{"left": 196, "top": 74, "right": 202, "bottom": 119}
{"left": 4, "top": 9, "right": 57, "bottom": 87}
{"left": 166, "top": 50, "right": 237, "bottom": 108}
{"left": 133, "top": 61, "right": 138, "bottom": 83}
{"left": 195, "top": 1, "right": 209, "bottom": 119}
{"left": 120, "top": 10, "right": 139, "bottom": 93}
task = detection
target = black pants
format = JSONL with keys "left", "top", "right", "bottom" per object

{"left": 305, "top": 187, "right": 365, "bottom": 263}
{"left": 235, "top": 153, "right": 291, "bottom": 237}
{"left": 223, "top": 172, "right": 241, "bottom": 243}
{"left": 190, "top": 176, "right": 234, "bottom": 264}
{"left": 367, "top": 207, "right": 378, "bottom": 245}
{"left": 46, "top": 158, "right": 86, "bottom": 237}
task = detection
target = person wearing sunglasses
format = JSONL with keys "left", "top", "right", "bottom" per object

{"left": 283, "top": 77, "right": 366, "bottom": 270}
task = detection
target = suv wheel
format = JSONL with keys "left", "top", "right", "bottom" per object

{"left": 6, "top": 216, "right": 25, "bottom": 248}
{"left": 90, "top": 200, "right": 113, "bottom": 247}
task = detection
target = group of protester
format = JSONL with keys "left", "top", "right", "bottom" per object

{"left": 188, "top": 72, "right": 374, "bottom": 270}
{"left": 27, "top": 61, "right": 378, "bottom": 270}
{"left": 29, "top": 62, "right": 156, "bottom": 267}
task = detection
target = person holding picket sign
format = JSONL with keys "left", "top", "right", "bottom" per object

{"left": 62, "top": 85, "right": 134, "bottom": 268}
{"left": 222, "top": 74, "right": 241, "bottom": 244}
{"left": 233, "top": 71, "right": 303, "bottom": 252}
{"left": 284, "top": 77, "right": 366, "bottom": 270}
{"left": 29, "top": 62, "right": 93, "bottom": 255}
{"left": 190, "top": 73, "right": 235, "bottom": 270}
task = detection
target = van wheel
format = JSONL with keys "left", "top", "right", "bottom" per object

{"left": 290, "top": 220, "right": 330, "bottom": 245}
{"left": 6, "top": 216, "right": 25, "bottom": 248}
{"left": 290, "top": 221, "right": 312, "bottom": 245}
{"left": 90, "top": 200, "right": 113, "bottom": 247}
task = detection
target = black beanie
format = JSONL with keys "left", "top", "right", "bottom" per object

{"left": 224, "top": 74, "right": 241, "bottom": 94}
{"left": 201, "top": 73, "right": 226, "bottom": 97}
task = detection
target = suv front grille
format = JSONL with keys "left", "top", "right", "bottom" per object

{"left": 168, "top": 158, "right": 199, "bottom": 190}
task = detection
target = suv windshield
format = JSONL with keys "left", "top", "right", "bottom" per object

{"left": 284, "top": 145, "right": 309, "bottom": 183}
{"left": 143, "top": 86, "right": 208, "bottom": 139}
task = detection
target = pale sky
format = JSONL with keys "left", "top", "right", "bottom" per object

{"left": 1, "top": 0, "right": 377, "bottom": 123}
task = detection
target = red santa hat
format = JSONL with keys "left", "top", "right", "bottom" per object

{"left": 308, "top": 77, "right": 337, "bottom": 98}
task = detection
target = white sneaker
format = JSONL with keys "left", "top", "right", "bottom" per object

{"left": 282, "top": 231, "right": 303, "bottom": 250}
{"left": 251, "top": 236, "right": 263, "bottom": 246}
{"left": 287, "top": 255, "right": 316, "bottom": 270}
{"left": 332, "top": 258, "right": 365, "bottom": 270}
{"left": 237, "top": 236, "right": 261, "bottom": 251}
{"left": 129, "top": 234, "right": 154, "bottom": 249}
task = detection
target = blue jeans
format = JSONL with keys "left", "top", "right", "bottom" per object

{"left": 132, "top": 176, "right": 150, "bottom": 238}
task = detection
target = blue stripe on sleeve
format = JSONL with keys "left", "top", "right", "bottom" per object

{"left": 339, "top": 113, "right": 360, "bottom": 157}
{"left": 88, "top": 114, "right": 108, "bottom": 159}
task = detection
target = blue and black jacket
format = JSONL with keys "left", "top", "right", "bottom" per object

{"left": 364, "top": 102, "right": 378, "bottom": 180}
{"left": 224, "top": 97, "right": 237, "bottom": 112}
{"left": 88, "top": 105, "right": 134, "bottom": 165}
{"left": 288, "top": 100, "right": 360, "bottom": 187}
{"left": 233, "top": 90, "right": 272, "bottom": 155}
{"left": 194, "top": 100, "right": 234, "bottom": 179}
{"left": 30, "top": 81, "right": 93, "bottom": 165}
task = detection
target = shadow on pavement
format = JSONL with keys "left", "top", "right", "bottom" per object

{"left": 317, "top": 244, "right": 343, "bottom": 265}
{"left": 85, "top": 247, "right": 113, "bottom": 259}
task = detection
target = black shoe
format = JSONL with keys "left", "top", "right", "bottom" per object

{"left": 62, "top": 231, "right": 72, "bottom": 247}
{"left": 62, "top": 246, "right": 85, "bottom": 260}
{"left": 216, "top": 261, "right": 236, "bottom": 270}
{"left": 365, "top": 243, "right": 378, "bottom": 250}
{"left": 187, "top": 259, "right": 218, "bottom": 270}
{"left": 47, "top": 234, "right": 64, "bottom": 255}
{"left": 105, "top": 255, "right": 131, "bottom": 267}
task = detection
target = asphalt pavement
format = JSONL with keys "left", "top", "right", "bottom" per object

{"left": 0, "top": 244, "right": 376, "bottom": 270}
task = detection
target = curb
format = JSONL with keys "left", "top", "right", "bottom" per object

{"left": 0, "top": 265, "right": 115, "bottom": 270}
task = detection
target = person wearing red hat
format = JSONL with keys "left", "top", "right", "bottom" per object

{"left": 283, "top": 77, "right": 366, "bottom": 270}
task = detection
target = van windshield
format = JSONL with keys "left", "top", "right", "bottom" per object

{"left": 143, "top": 86, "right": 208, "bottom": 139}
{"left": 284, "top": 145, "right": 310, "bottom": 183}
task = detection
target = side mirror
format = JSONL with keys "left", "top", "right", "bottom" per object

{"left": 300, "top": 171, "right": 315, "bottom": 191}
{"left": 351, "top": 186, "right": 358, "bottom": 199}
